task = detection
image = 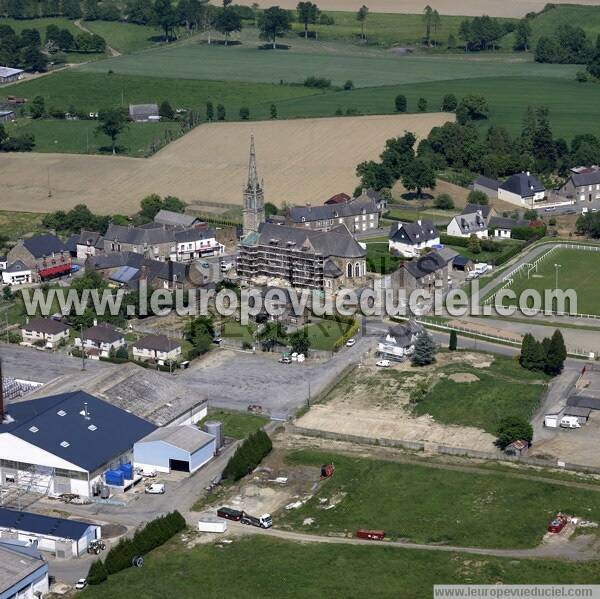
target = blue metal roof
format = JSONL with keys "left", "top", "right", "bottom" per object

{"left": 1, "top": 391, "right": 157, "bottom": 472}
{"left": 0, "top": 508, "right": 93, "bottom": 540}
{"left": 110, "top": 265, "right": 140, "bottom": 283}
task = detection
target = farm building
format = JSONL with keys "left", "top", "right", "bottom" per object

{"left": 0, "top": 110, "right": 14, "bottom": 123}
{"left": 504, "top": 440, "right": 529, "bottom": 457}
{"left": 128, "top": 103, "right": 159, "bottom": 122}
{"left": 0, "top": 390, "right": 156, "bottom": 498}
{"left": 132, "top": 334, "right": 181, "bottom": 365}
{"left": 154, "top": 209, "right": 200, "bottom": 228}
{"left": 1, "top": 260, "right": 32, "bottom": 285}
{"left": 388, "top": 220, "right": 439, "bottom": 258}
{"left": 0, "top": 508, "right": 101, "bottom": 558}
{"left": 74, "top": 323, "right": 125, "bottom": 359}
{"left": 563, "top": 406, "right": 592, "bottom": 425}
{"left": 134, "top": 425, "right": 216, "bottom": 474}
{"left": 0, "top": 539, "right": 48, "bottom": 598}
{"left": 498, "top": 172, "right": 545, "bottom": 207}
{"left": 0, "top": 66, "right": 23, "bottom": 84}
{"left": 21, "top": 317, "right": 69, "bottom": 349}
{"left": 7, "top": 234, "right": 71, "bottom": 282}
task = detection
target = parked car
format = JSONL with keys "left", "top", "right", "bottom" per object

{"left": 144, "top": 483, "right": 165, "bottom": 494}
{"left": 136, "top": 467, "right": 157, "bottom": 478}
{"left": 212, "top": 337, "right": 222, "bottom": 345}
{"left": 279, "top": 356, "right": 292, "bottom": 364}
{"left": 346, "top": 338, "right": 356, "bottom": 347}
{"left": 376, "top": 360, "right": 391, "bottom": 368}
{"left": 75, "top": 579, "right": 88, "bottom": 590}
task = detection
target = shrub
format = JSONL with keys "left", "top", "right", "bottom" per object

{"left": 319, "top": 13, "right": 334, "bottom": 24}
{"left": 303, "top": 76, "right": 332, "bottom": 88}
{"left": 222, "top": 429, "right": 272, "bottom": 481}
{"left": 441, "top": 93, "right": 457, "bottom": 111}
{"left": 467, "top": 190, "right": 489, "bottom": 205}
{"left": 343, "top": 80, "right": 354, "bottom": 90}
{"left": 87, "top": 559, "right": 108, "bottom": 585}
{"left": 395, "top": 94, "right": 407, "bottom": 112}
{"left": 216, "top": 104, "right": 226, "bottom": 121}
{"left": 239, "top": 106, "right": 250, "bottom": 120}
{"left": 417, "top": 97, "right": 427, "bottom": 112}
{"left": 496, "top": 416, "right": 533, "bottom": 449}
{"left": 433, "top": 193, "right": 454, "bottom": 209}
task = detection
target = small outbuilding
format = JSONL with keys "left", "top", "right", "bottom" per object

{"left": 563, "top": 406, "right": 592, "bottom": 425}
{"left": 128, "top": 103, "right": 159, "bottom": 122}
{"left": 452, "top": 255, "right": 473, "bottom": 272}
{"left": 0, "top": 66, "right": 24, "bottom": 84}
{"left": 504, "top": 439, "right": 529, "bottom": 457}
{"left": 0, "top": 109, "right": 15, "bottom": 122}
{"left": 134, "top": 426, "right": 216, "bottom": 474}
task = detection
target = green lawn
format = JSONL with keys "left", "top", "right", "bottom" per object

{"left": 80, "top": 536, "right": 600, "bottom": 599}
{"left": 221, "top": 321, "right": 255, "bottom": 343}
{"left": 302, "top": 319, "right": 352, "bottom": 351}
{"left": 501, "top": 248, "right": 600, "bottom": 315}
{"left": 0, "top": 210, "right": 45, "bottom": 241}
{"left": 282, "top": 449, "right": 597, "bottom": 549}
{"left": 198, "top": 408, "right": 268, "bottom": 439}
{"left": 413, "top": 355, "right": 549, "bottom": 434}
{"left": 82, "top": 20, "right": 163, "bottom": 54}
{"left": 446, "top": 239, "right": 523, "bottom": 265}
{"left": 6, "top": 118, "right": 180, "bottom": 157}
{"left": 365, "top": 236, "right": 402, "bottom": 274}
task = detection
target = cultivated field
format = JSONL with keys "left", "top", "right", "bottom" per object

{"left": 231, "top": 0, "right": 600, "bottom": 18}
{"left": 0, "top": 113, "right": 450, "bottom": 214}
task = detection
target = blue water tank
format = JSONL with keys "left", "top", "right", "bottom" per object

{"left": 105, "top": 469, "right": 124, "bottom": 486}
{"left": 120, "top": 463, "right": 133, "bottom": 480}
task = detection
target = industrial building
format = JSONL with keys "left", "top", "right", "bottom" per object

{"left": 0, "top": 390, "right": 156, "bottom": 498}
{"left": 0, "top": 508, "right": 101, "bottom": 558}
{"left": 134, "top": 425, "right": 217, "bottom": 474}
{"left": 0, "top": 539, "right": 48, "bottom": 598}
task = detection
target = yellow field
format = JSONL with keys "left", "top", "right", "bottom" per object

{"left": 0, "top": 113, "right": 451, "bottom": 215}
{"left": 230, "top": 0, "right": 600, "bottom": 17}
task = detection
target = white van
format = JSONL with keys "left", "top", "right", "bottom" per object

{"left": 560, "top": 416, "right": 581, "bottom": 429}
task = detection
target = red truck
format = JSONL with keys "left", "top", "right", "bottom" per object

{"left": 356, "top": 529, "right": 385, "bottom": 540}
{"left": 548, "top": 515, "right": 568, "bottom": 533}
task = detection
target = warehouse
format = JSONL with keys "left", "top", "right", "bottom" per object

{"left": 0, "top": 390, "right": 156, "bottom": 498}
{"left": 0, "top": 508, "right": 101, "bottom": 558}
{"left": 134, "top": 426, "right": 216, "bottom": 473}
{"left": 0, "top": 539, "right": 48, "bottom": 598}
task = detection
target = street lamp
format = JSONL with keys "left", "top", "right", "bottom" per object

{"left": 554, "top": 263, "right": 562, "bottom": 290}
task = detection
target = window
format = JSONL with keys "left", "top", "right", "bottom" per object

{"left": 347, "top": 263, "right": 352, "bottom": 278}
{"left": 355, "top": 263, "right": 361, "bottom": 277}
{"left": 60, "top": 441, "right": 70, "bottom": 448}
{"left": 88, "top": 424, "right": 97, "bottom": 431}
{"left": 57, "top": 410, "right": 67, "bottom": 417}
{"left": 29, "top": 426, "right": 39, "bottom": 433}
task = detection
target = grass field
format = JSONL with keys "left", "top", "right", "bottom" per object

{"left": 198, "top": 408, "right": 268, "bottom": 439}
{"left": 282, "top": 449, "right": 595, "bottom": 548}
{"left": 501, "top": 248, "right": 600, "bottom": 315}
{"left": 82, "top": 20, "right": 163, "bottom": 54}
{"left": 364, "top": 235, "right": 402, "bottom": 274}
{"left": 303, "top": 319, "right": 352, "bottom": 351}
{"left": 446, "top": 238, "right": 523, "bottom": 264}
{"left": 7, "top": 119, "right": 181, "bottom": 157}
{"left": 80, "top": 536, "right": 600, "bottom": 599}
{"left": 413, "top": 355, "right": 548, "bottom": 433}
{"left": 0, "top": 210, "right": 45, "bottom": 241}
{"left": 221, "top": 321, "right": 255, "bottom": 343}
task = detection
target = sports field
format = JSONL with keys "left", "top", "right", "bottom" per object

{"left": 501, "top": 248, "right": 600, "bottom": 316}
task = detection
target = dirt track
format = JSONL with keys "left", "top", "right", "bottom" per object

{"left": 0, "top": 113, "right": 450, "bottom": 215}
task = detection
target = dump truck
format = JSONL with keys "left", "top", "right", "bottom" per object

{"left": 240, "top": 512, "right": 272, "bottom": 529}
{"left": 356, "top": 529, "right": 385, "bottom": 540}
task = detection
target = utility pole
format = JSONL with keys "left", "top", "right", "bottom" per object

{"left": 554, "top": 263, "right": 562, "bottom": 290}
{"left": 5, "top": 315, "right": 8, "bottom": 344}
{"left": 80, "top": 324, "right": 86, "bottom": 371}
{"left": 307, "top": 379, "right": 311, "bottom": 408}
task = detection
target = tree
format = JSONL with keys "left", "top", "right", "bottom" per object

{"left": 95, "top": 108, "right": 128, "bottom": 154}
{"left": 206, "top": 101, "right": 214, "bottom": 121}
{"left": 289, "top": 329, "right": 310, "bottom": 355}
{"left": 87, "top": 559, "right": 108, "bottom": 585}
{"left": 456, "top": 94, "right": 489, "bottom": 122}
{"left": 466, "top": 190, "right": 489, "bottom": 205}
{"left": 545, "top": 329, "right": 566, "bottom": 375}
{"left": 523, "top": 208, "right": 538, "bottom": 221}
{"left": 216, "top": 103, "right": 226, "bottom": 120}
{"left": 496, "top": 416, "right": 533, "bottom": 449}
{"left": 434, "top": 193, "right": 454, "bottom": 209}
{"left": 401, "top": 158, "right": 435, "bottom": 197}
{"left": 297, "top": 1, "right": 319, "bottom": 39}
{"left": 215, "top": 6, "right": 242, "bottom": 44}
{"left": 343, "top": 79, "right": 354, "bottom": 90}
{"left": 513, "top": 18, "right": 531, "bottom": 51}
{"left": 394, "top": 94, "right": 407, "bottom": 112}
{"left": 158, "top": 99, "right": 174, "bottom": 119}
{"left": 467, "top": 233, "right": 481, "bottom": 254}
{"left": 185, "top": 315, "right": 214, "bottom": 357}
{"left": 417, "top": 97, "right": 427, "bottom": 112}
{"left": 270, "top": 103, "right": 277, "bottom": 119}
{"left": 21, "top": 46, "right": 47, "bottom": 72}
{"left": 519, "top": 332, "right": 546, "bottom": 372}
{"left": 411, "top": 330, "right": 436, "bottom": 366}
{"left": 258, "top": 6, "right": 291, "bottom": 49}
{"left": 258, "top": 320, "right": 286, "bottom": 351}
{"left": 448, "top": 329, "right": 458, "bottom": 351}
{"left": 115, "top": 346, "right": 129, "bottom": 360}
{"left": 152, "top": 0, "right": 178, "bottom": 41}
{"left": 441, "top": 93, "right": 457, "bottom": 112}
{"left": 264, "top": 202, "right": 278, "bottom": 216}
{"left": 30, "top": 95, "right": 45, "bottom": 119}
{"left": 239, "top": 106, "right": 250, "bottom": 120}
{"left": 588, "top": 34, "right": 600, "bottom": 79}
{"left": 140, "top": 194, "right": 164, "bottom": 219}
{"left": 163, "top": 195, "right": 185, "bottom": 212}
{"left": 423, "top": 5, "right": 440, "bottom": 47}
{"left": 356, "top": 4, "right": 368, "bottom": 41}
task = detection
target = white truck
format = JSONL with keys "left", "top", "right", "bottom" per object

{"left": 198, "top": 517, "right": 228, "bottom": 533}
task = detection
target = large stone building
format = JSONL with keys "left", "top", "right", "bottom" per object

{"left": 7, "top": 234, "right": 71, "bottom": 282}
{"left": 558, "top": 166, "right": 600, "bottom": 204}
{"left": 242, "top": 136, "right": 265, "bottom": 236}
{"left": 237, "top": 223, "right": 366, "bottom": 292}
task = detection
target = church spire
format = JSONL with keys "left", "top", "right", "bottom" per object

{"left": 242, "top": 135, "right": 265, "bottom": 236}
{"left": 247, "top": 135, "right": 260, "bottom": 191}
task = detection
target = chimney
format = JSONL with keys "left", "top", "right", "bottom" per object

{"left": 93, "top": 318, "right": 98, "bottom": 327}
{"left": 0, "top": 358, "right": 4, "bottom": 422}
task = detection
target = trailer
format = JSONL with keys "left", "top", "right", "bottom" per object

{"left": 356, "top": 529, "right": 385, "bottom": 540}
{"left": 217, "top": 507, "right": 243, "bottom": 522}
{"left": 198, "top": 517, "right": 228, "bottom": 533}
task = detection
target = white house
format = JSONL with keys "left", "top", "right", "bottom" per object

{"left": 498, "top": 172, "right": 545, "bottom": 206}
{"left": 447, "top": 212, "right": 488, "bottom": 239}
{"left": 388, "top": 220, "right": 439, "bottom": 257}
{"left": 2, "top": 260, "right": 32, "bottom": 285}
{"left": 132, "top": 334, "right": 182, "bottom": 365}
{"left": 172, "top": 228, "right": 224, "bottom": 262}
{"left": 21, "top": 317, "right": 70, "bottom": 349}
{"left": 74, "top": 323, "right": 125, "bottom": 359}
{"left": 488, "top": 216, "right": 528, "bottom": 239}
{"left": 377, "top": 321, "right": 423, "bottom": 361}
{"left": 76, "top": 230, "right": 104, "bottom": 260}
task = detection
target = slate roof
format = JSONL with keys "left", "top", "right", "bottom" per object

{"left": 5, "top": 260, "right": 30, "bottom": 273}
{"left": 453, "top": 255, "right": 472, "bottom": 267}
{"left": 104, "top": 224, "right": 175, "bottom": 246}
{"left": 387, "top": 321, "right": 423, "bottom": 347}
{"left": 0, "top": 508, "right": 95, "bottom": 540}
{"left": 473, "top": 175, "right": 500, "bottom": 191}
{"left": 403, "top": 251, "right": 446, "bottom": 280}
{"left": 563, "top": 406, "right": 592, "bottom": 418}
{"left": 500, "top": 173, "right": 545, "bottom": 198}
{"left": 290, "top": 197, "right": 377, "bottom": 224}
{"left": 566, "top": 395, "right": 600, "bottom": 410}
{"left": 323, "top": 259, "right": 343, "bottom": 278}
{"left": 81, "top": 324, "right": 123, "bottom": 344}
{"left": 254, "top": 223, "right": 365, "bottom": 259}
{"left": 389, "top": 220, "right": 438, "bottom": 245}
{"left": 0, "top": 391, "right": 156, "bottom": 472}
{"left": 174, "top": 227, "right": 216, "bottom": 243}
{"left": 462, "top": 203, "right": 493, "bottom": 220}
{"left": 137, "top": 425, "right": 215, "bottom": 453}
{"left": 489, "top": 216, "right": 528, "bottom": 230}
{"left": 450, "top": 213, "right": 487, "bottom": 234}
{"left": 23, "top": 317, "right": 69, "bottom": 335}
{"left": 65, "top": 234, "right": 78, "bottom": 254}
{"left": 435, "top": 247, "right": 459, "bottom": 264}
{"left": 128, "top": 103, "right": 158, "bottom": 120}
{"left": 0, "top": 540, "right": 45, "bottom": 592}
{"left": 77, "top": 230, "right": 104, "bottom": 249}
{"left": 22, "top": 234, "right": 67, "bottom": 259}
{"left": 0, "top": 66, "right": 23, "bottom": 78}
{"left": 134, "top": 334, "right": 180, "bottom": 353}
{"left": 570, "top": 169, "right": 600, "bottom": 187}
{"left": 154, "top": 210, "right": 199, "bottom": 228}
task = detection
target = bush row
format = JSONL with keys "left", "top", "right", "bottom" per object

{"left": 222, "top": 429, "right": 272, "bottom": 481}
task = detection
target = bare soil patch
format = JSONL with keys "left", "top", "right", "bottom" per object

{"left": 448, "top": 372, "right": 480, "bottom": 383}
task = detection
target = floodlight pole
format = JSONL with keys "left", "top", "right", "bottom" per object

{"left": 80, "top": 324, "right": 86, "bottom": 371}
{"left": 554, "top": 263, "right": 562, "bottom": 290}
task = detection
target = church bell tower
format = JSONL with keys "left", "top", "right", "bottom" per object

{"left": 242, "top": 135, "right": 265, "bottom": 236}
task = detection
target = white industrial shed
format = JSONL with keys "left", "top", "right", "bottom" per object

{"left": 134, "top": 426, "right": 216, "bottom": 474}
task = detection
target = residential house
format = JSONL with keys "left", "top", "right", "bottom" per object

{"left": 237, "top": 223, "right": 367, "bottom": 292}
{"left": 21, "top": 317, "right": 70, "bottom": 349}
{"left": 472, "top": 175, "right": 500, "bottom": 199}
{"left": 74, "top": 323, "right": 125, "bottom": 359}
{"left": 447, "top": 212, "right": 488, "bottom": 239}
{"left": 2, "top": 260, "right": 31, "bottom": 285}
{"left": 132, "top": 335, "right": 182, "bottom": 365}
{"left": 76, "top": 230, "right": 104, "bottom": 260}
{"left": 324, "top": 192, "right": 351, "bottom": 205}
{"left": 0, "top": 66, "right": 24, "bottom": 84}
{"left": 7, "top": 234, "right": 71, "bottom": 281}
{"left": 357, "top": 187, "right": 387, "bottom": 212}
{"left": 377, "top": 321, "right": 423, "bottom": 361}
{"left": 289, "top": 195, "right": 379, "bottom": 233}
{"left": 128, "top": 103, "right": 159, "bottom": 122}
{"left": 461, "top": 203, "right": 496, "bottom": 225}
{"left": 388, "top": 220, "right": 439, "bottom": 258}
{"left": 558, "top": 166, "right": 600, "bottom": 204}
{"left": 498, "top": 172, "right": 545, "bottom": 206}
{"left": 173, "top": 227, "right": 224, "bottom": 261}
{"left": 391, "top": 250, "right": 449, "bottom": 292}
{"left": 488, "top": 216, "right": 528, "bottom": 239}
{"left": 153, "top": 210, "right": 201, "bottom": 228}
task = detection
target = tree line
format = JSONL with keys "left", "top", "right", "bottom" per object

{"left": 520, "top": 330, "right": 567, "bottom": 376}
{"left": 222, "top": 429, "right": 273, "bottom": 481}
